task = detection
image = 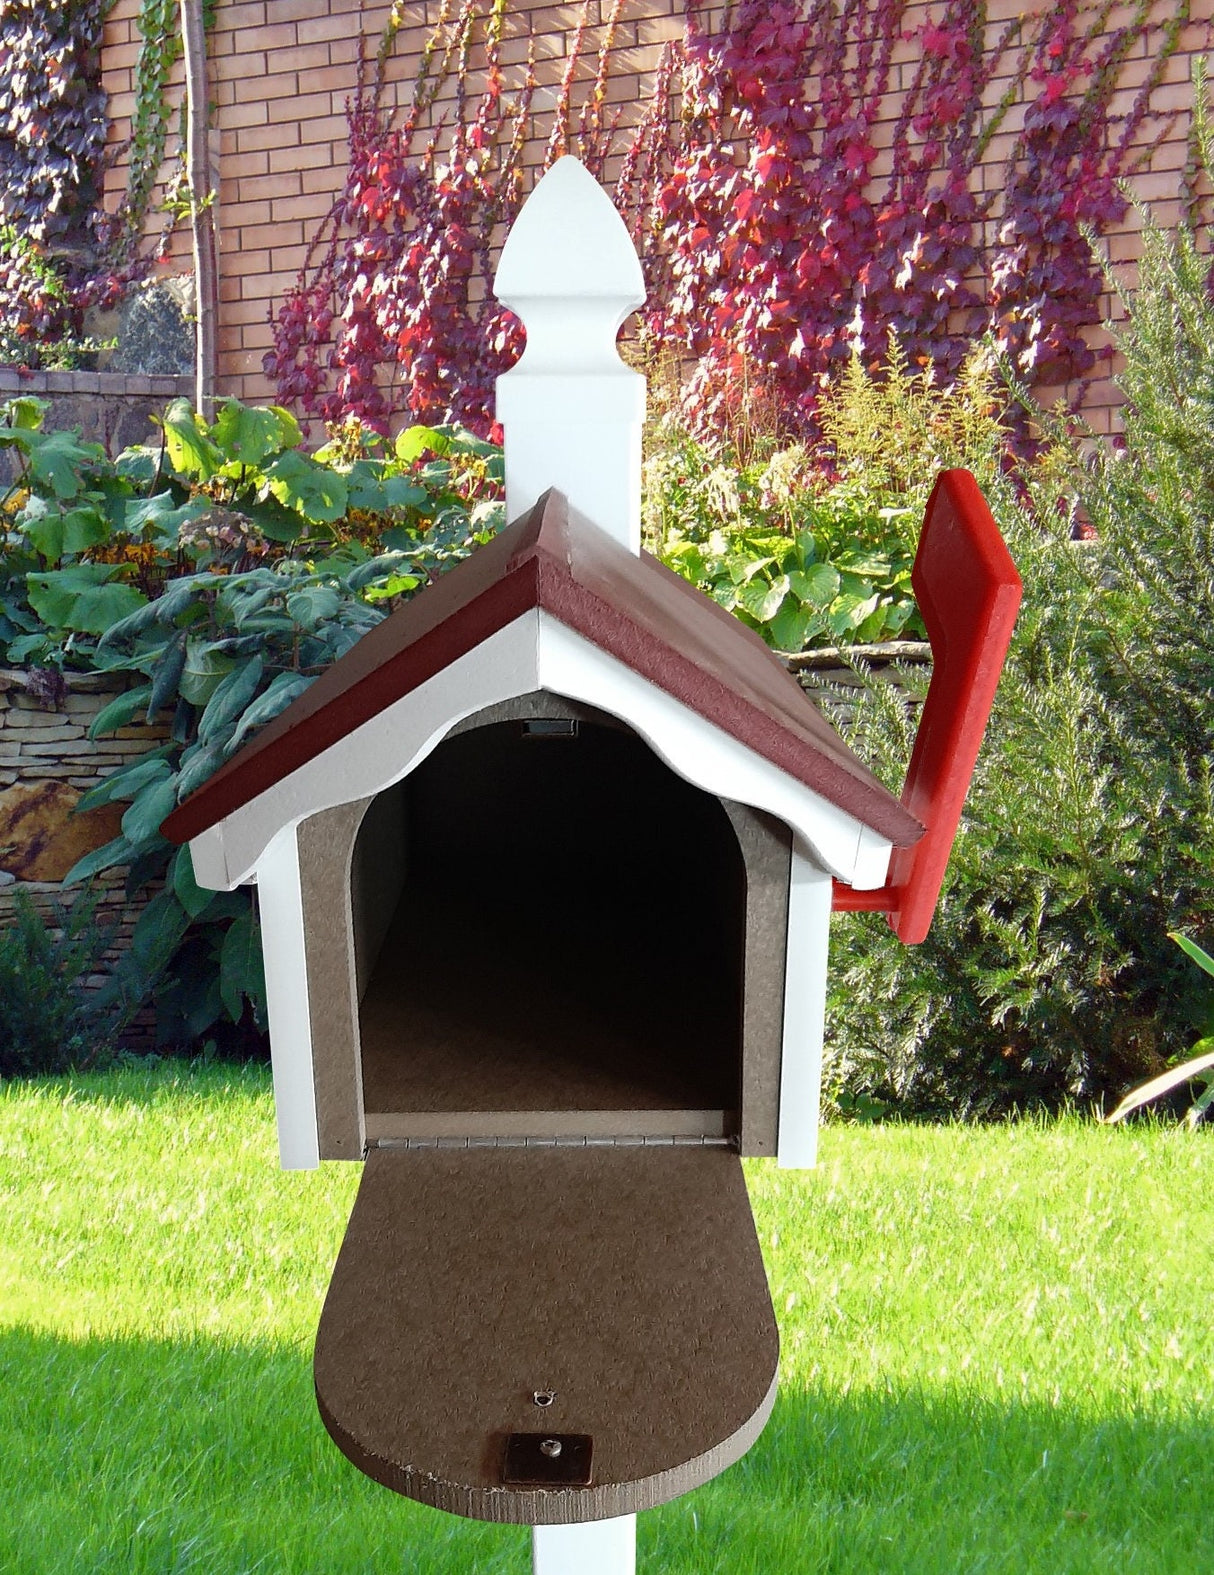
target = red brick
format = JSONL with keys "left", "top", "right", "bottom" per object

{"left": 233, "top": 169, "right": 303, "bottom": 202}
{"left": 269, "top": 141, "right": 341, "bottom": 172}
{"left": 224, "top": 247, "right": 273, "bottom": 276}
{"left": 213, "top": 47, "right": 267, "bottom": 79}
{"left": 220, "top": 1, "right": 267, "bottom": 29}
{"left": 223, "top": 148, "right": 270, "bottom": 178}
{"left": 287, "top": 40, "right": 335, "bottom": 71}
{"left": 237, "top": 123, "right": 301, "bottom": 152}
{"left": 299, "top": 113, "right": 350, "bottom": 142}
{"left": 256, "top": 22, "right": 305, "bottom": 50}
{"left": 236, "top": 70, "right": 301, "bottom": 101}
{"left": 225, "top": 297, "right": 276, "bottom": 325}
{"left": 240, "top": 219, "right": 306, "bottom": 250}
{"left": 241, "top": 321, "right": 276, "bottom": 349}
{"left": 271, "top": 193, "right": 334, "bottom": 225}
{"left": 297, "top": 13, "right": 368, "bottom": 44}
{"left": 219, "top": 100, "right": 271, "bottom": 130}
{"left": 302, "top": 165, "right": 346, "bottom": 194}
{"left": 267, "top": 248, "right": 316, "bottom": 280}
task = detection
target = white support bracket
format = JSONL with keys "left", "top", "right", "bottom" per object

{"left": 532, "top": 1515, "right": 637, "bottom": 1575}
{"left": 776, "top": 844, "right": 833, "bottom": 1169}
{"left": 254, "top": 823, "right": 320, "bottom": 1170}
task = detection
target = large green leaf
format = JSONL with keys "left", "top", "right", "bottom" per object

{"left": 26, "top": 564, "right": 148, "bottom": 634}
{"left": 790, "top": 563, "right": 841, "bottom": 609}
{"left": 219, "top": 909, "right": 265, "bottom": 1023}
{"left": 264, "top": 450, "right": 348, "bottom": 525}
{"left": 197, "top": 653, "right": 264, "bottom": 746}
{"left": 77, "top": 752, "right": 171, "bottom": 812}
{"left": 739, "top": 574, "right": 789, "bottom": 623}
{"left": 175, "top": 741, "right": 226, "bottom": 800}
{"left": 381, "top": 475, "right": 432, "bottom": 510}
{"left": 180, "top": 638, "right": 237, "bottom": 705}
{"left": 121, "top": 774, "right": 178, "bottom": 846}
{"left": 7, "top": 395, "right": 48, "bottom": 430}
{"left": 211, "top": 400, "right": 292, "bottom": 469}
{"left": 88, "top": 683, "right": 153, "bottom": 739}
{"left": 122, "top": 493, "right": 209, "bottom": 544}
{"left": 24, "top": 427, "right": 102, "bottom": 499}
{"left": 1172, "top": 931, "right": 1214, "bottom": 979}
{"left": 286, "top": 584, "right": 340, "bottom": 631}
{"left": 395, "top": 424, "right": 446, "bottom": 463}
{"left": 224, "top": 671, "right": 313, "bottom": 755}
{"left": 60, "top": 834, "right": 131, "bottom": 886}
{"left": 22, "top": 502, "right": 110, "bottom": 561}
{"left": 161, "top": 398, "right": 222, "bottom": 481}
{"left": 768, "top": 598, "right": 821, "bottom": 652}
{"left": 172, "top": 843, "right": 216, "bottom": 919}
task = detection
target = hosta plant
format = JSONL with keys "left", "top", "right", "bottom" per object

{"left": 0, "top": 394, "right": 502, "bottom": 1047}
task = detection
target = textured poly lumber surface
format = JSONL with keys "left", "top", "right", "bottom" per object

{"left": 313, "top": 1145, "right": 780, "bottom": 1523}
{"left": 161, "top": 490, "right": 922, "bottom": 848}
{"left": 832, "top": 469, "right": 1022, "bottom": 940}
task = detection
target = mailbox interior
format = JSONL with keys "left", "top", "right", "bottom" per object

{"left": 353, "top": 704, "right": 748, "bottom": 1140}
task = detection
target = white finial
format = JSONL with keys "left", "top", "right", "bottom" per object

{"left": 494, "top": 156, "right": 646, "bottom": 553}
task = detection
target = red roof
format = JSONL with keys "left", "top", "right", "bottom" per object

{"left": 161, "top": 489, "right": 923, "bottom": 849}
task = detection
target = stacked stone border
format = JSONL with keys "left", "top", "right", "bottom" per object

{"left": 0, "top": 670, "right": 171, "bottom": 1047}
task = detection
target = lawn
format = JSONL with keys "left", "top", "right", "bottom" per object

{"left": 1, "top": 1062, "right": 1210, "bottom": 1574}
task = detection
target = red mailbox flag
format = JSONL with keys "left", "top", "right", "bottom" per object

{"left": 832, "top": 468, "right": 1022, "bottom": 944}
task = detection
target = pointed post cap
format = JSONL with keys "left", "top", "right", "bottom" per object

{"left": 493, "top": 157, "right": 647, "bottom": 551}
{"left": 496, "top": 155, "right": 645, "bottom": 309}
{"left": 494, "top": 156, "right": 645, "bottom": 374}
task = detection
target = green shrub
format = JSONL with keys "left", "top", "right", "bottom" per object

{"left": 823, "top": 185, "right": 1214, "bottom": 1116}
{"left": 644, "top": 340, "right": 1008, "bottom": 652}
{"left": 0, "top": 887, "right": 121, "bottom": 1077}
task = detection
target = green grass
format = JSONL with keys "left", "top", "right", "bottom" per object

{"left": 1, "top": 1062, "right": 1210, "bottom": 1573}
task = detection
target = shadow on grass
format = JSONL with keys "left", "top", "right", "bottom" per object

{"left": 4, "top": 1323, "right": 1210, "bottom": 1575}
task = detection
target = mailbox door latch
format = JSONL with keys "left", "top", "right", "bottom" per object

{"left": 503, "top": 1432, "right": 593, "bottom": 1487}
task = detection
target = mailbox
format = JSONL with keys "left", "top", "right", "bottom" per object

{"left": 161, "top": 159, "right": 1019, "bottom": 1569}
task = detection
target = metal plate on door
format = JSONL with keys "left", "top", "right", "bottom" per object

{"left": 503, "top": 1432, "right": 594, "bottom": 1487}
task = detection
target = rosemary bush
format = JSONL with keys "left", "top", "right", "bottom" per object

{"left": 0, "top": 887, "right": 120, "bottom": 1077}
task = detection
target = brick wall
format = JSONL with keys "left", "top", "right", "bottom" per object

{"left": 98, "top": 0, "right": 1212, "bottom": 434}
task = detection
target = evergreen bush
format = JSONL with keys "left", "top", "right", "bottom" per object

{"left": 0, "top": 887, "right": 120, "bottom": 1077}
{"left": 824, "top": 160, "right": 1214, "bottom": 1116}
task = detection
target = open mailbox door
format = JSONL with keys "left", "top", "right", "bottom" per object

{"left": 314, "top": 1143, "right": 780, "bottom": 1523}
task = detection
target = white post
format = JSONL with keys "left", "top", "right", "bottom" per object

{"left": 254, "top": 823, "right": 320, "bottom": 1170}
{"left": 494, "top": 156, "right": 646, "bottom": 554}
{"left": 777, "top": 845, "right": 832, "bottom": 1169}
{"left": 532, "top": 1516, "right": 637, "bottom": 1575}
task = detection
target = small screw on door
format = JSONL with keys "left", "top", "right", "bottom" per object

{"left": 539, "top": 1438, "right": 563, "bottom": 1458}
{"left": 533, "top": 1389, "right": 556, "bottom": 1407}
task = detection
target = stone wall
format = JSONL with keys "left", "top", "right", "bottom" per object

{"left": 0, "top": 368, "right": 195, "bottom": 470}
{"left": 0, "top": 670, "right": 172, "bottom": 1046}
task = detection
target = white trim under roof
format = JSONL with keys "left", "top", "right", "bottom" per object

{"left": 187, "top": 610, "right": 893, "bottom": 893}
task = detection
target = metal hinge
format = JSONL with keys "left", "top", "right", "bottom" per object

{"left": 372, "top": 1133, "right": 738, "bottom": 1151}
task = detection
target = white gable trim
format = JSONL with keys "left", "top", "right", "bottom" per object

{"left": 188, "top": 611, "right": 892, "bottom": 893}
{"left": 535, "top": 618, "right": 892, "bottom": 891}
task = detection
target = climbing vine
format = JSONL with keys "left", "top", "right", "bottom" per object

{"left": 268, "top": 0, "right": 1201, "bottom": 446}
{"left": 265, "top": 0, "right": 621, "bottom": 437}
{"left": 641, "top": 0, "right": 1195, "bottom": 442}
{"left": 0, "top": 0, "right": 110, "bottom": 244}
{"left": 107, "top": 0, "right": 186, "bottom": 263}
